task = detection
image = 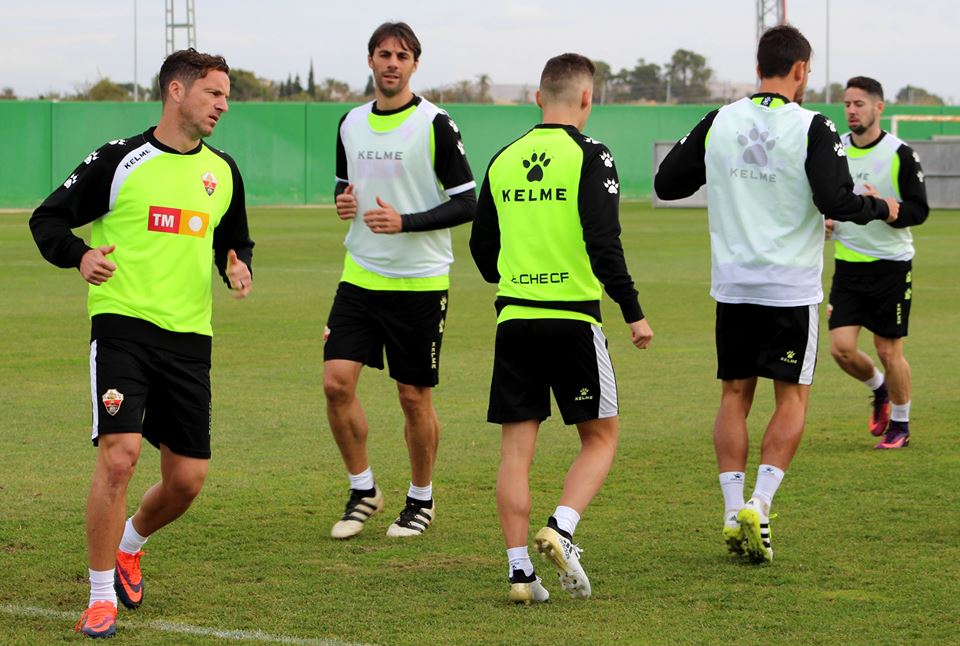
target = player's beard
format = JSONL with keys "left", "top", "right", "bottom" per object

{"left": 793, "top": 86, "right": 805, "bottom": 105}
{"left": 850, "top": 123, "right": 867, "bottom": 135}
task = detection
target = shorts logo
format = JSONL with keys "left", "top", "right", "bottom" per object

{"left": 574, "top": 387, "right": 594, "bottom": 402}
{"left": 440, "top": 295, "right": 447, "bottom": 311}
{"left": 201, "top": 171, "right": 218, "bottom": 196}
{"left": 438, "top": 317, "right": 445, "bottom": 334}
{"left": 430, "top": 341, "right": 438, "bottom": 370}
{"left": 148, "top": 206, "right": 209, "bottom": 238}
{"left": 780, "top": 350, "right": 798, "bottom": 365}
{"left": 101, "top": 389, "right": 124, "bottom": 416}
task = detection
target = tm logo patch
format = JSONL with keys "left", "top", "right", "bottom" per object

{"left": 148, "top": 206, "right": 209, "bottom": 238}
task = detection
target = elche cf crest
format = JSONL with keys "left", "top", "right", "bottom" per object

{"left": 101, "top": 389, "right": 124, "bottom": 416}
{"left": 201, "top": 171, "right": 218, "bottom": 196}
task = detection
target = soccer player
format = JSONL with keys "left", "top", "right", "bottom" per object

{"left": 470, "top": 53, "right": 653, "bottom": 603}
{"left": 654, "top": 25, "right": 898, "bottom": 564}
{"left": 29, "top": 49, "right": 253, "bottom": 638}
{"left": 324, "top": 22, "right": 475, "bottom": 539}
{"left": 826, "top": 76, "right": 929, "bottom": 449}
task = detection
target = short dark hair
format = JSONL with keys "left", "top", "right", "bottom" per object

{"left": 540, "top": 53, "right": 596, "bottom": 96}
{"left": 757, "top": 24, "right": 812, "bottom": 79}
{"left": 158, "top": 48, "right": 229, "bottom": 102}
{"left": 368, "top": 22, "right": 422, "bottom": 61}
{"left": 846, "top": 76, "right": 884, "bottom": 101}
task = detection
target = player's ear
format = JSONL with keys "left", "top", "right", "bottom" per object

{"left": 535, "top": 90, "right": 544, "bottom": 109}
{"left": 792, "top": 60, "right": 806, "bottom": 83}
{"left": 167, "top": 79, "right": 184, "bottom": 103}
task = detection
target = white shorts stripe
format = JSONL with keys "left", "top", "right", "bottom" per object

{"left": 799, "top": 304, "right": 819, "bottom": 385}
{"left": 591, "top": 324, "right": 618, "bottom": 418}
{"left": 89, "top": 340, "right": 99, "bottom": 441}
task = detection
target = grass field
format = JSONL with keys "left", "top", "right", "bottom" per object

{"left": 1, "top": 204, "right": 958, "bottom": 645}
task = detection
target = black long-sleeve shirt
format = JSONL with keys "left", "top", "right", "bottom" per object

{"left": 655, "top": 93, "right": 891, "bottom": 225}
{"left": 334, "top": 95, "right": 476, "bottom": 231}
{"left": 471, "top": 124, "right": 642, "bottom": 324}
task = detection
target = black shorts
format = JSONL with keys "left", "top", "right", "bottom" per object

{"left": 90, "top": 337, "right": 212, "bottom": 459}
{"left": 828, "top": 267, "right": 912, "bottom": 338}
{"left": 716, "top": 302, "right": 819, "bottom": 385}
{"left": 488, "top": 318, "right": 618, "bottom": 425}
{"left": 324, "top": 282, "right": 447, "bottom": 387}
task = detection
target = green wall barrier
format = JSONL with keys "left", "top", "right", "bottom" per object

{"left": 3, "top": 101, "right": 959, "bottom": 209}
{"left": 0, "top": 102, "right": 53, "bottom": 209}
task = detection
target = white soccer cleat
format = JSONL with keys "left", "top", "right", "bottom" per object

{"left": 386, "top": 499, "right": 435, "bottom": 537}
{"left": 330, "top": 487, "right": 384, "bottom": 539}
{"left": 533, "top": 526, "right": 591, "bottom": 599}
{"left": 508, "top": 569, "right": 550, "bottom": 604}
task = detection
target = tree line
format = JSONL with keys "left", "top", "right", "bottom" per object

{"left": 1, "top": 49, "right": 947, "bottom": 106}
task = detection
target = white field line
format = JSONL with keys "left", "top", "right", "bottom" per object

{"left": 0, "top": 604, "right": 377, "bottom": 646}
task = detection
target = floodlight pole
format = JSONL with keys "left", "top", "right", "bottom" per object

{"left": 825, "top": 0, "right": 831, "bottom": 103}
{"left": 133, "top": 0, "right": 138, "bottom": 102}
{"left": 756, "top": 0, "right": 787, "bottom": 89}
{"left": 165, "top": 0, "right": 197, "bottom": 56}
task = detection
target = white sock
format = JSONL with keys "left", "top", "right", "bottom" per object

{"left": 88, "top": 568, "right": 116, "bottom": 606}
{"left": 552, "top": 505, "right": 581, "bottom": 536}
{"left": 506, "top": 546, "right": 534, "bottom": 577}
{"left": 118, "top": 517, "right": 148, "bottom": 555}
{"left": 891, "top": 401, "right": 911, "bottom": 422}
{"left": 719, "top": 471, "right": 746, "bottom": 518}
{"left": 407, "top": 482, "right": 432, "bottom": 502}
{"left": 348, "top": 467, "right": 375, "bottom": 491}
{"left": 864, "top": 368, "right": 885, "bottom": 392}
{"left": 751, "top": 464, "right": 785, "bottom": 511}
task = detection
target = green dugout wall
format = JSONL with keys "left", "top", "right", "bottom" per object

{"left": 3, "top": 101, "right": 959, "bottom": 208}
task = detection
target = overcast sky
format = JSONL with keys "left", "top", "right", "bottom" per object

{"left": 2, "top": 0, "right": 957, "bottom": 103}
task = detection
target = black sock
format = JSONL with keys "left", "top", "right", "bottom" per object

{"left": 352, "top": 487, "right": 376, "bottom": 498}
{"left": 406, "top": 495, "right": 432, "bottom": 509}
{"left": 547, "top": 516, "right": 573, "bottom": 541}
{"left": 509, "top": 568, "right": 535, "bottom": 583}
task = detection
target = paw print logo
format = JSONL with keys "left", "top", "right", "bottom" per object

{"left": 439, "top": 295, "right": 447, "bottom": 311}
{"left": 917, "top": 169, "right": 924, "bottom": 183}
{"left": 600, "top": 151, "right": 614, "bottom": 168}
{"left": 83, "top": 151, "right": 99, "bottom": 165}
{"left": 580, "top": 388, "right": 589, "bottom": 396}
{"left": 825, "top": 118, "right": 837, "bottom": 133}
{"left": 523, "top": 151, "right": 551, "bottom": 182}
{"left": 438, "top": 318, "right": 445, "bottom": 333}
{"left": 785, "top": 350, "right": 795, "bottom": 360}
{"left": 108, "top": 139, "right": 126, "bottom": 146}
{"left": 63, "top": 174, "right": 78, "bottom": 189}
{"left": 603, "top": 178, "right": 619, "bottom": 194}
{"left": 583, "top": 136, "right": 601, "bottom": 144}
{"left": 833, "top": 142, "right": 846, "bottom": 158}
{"left": 457, "top": 140, "right": 466, "bottom": 156}
{"left": 737, "top": 127, "right": 776, "bottom": 167}
{"left": 904, "top": 287, "right": 912, "bottom": 300}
